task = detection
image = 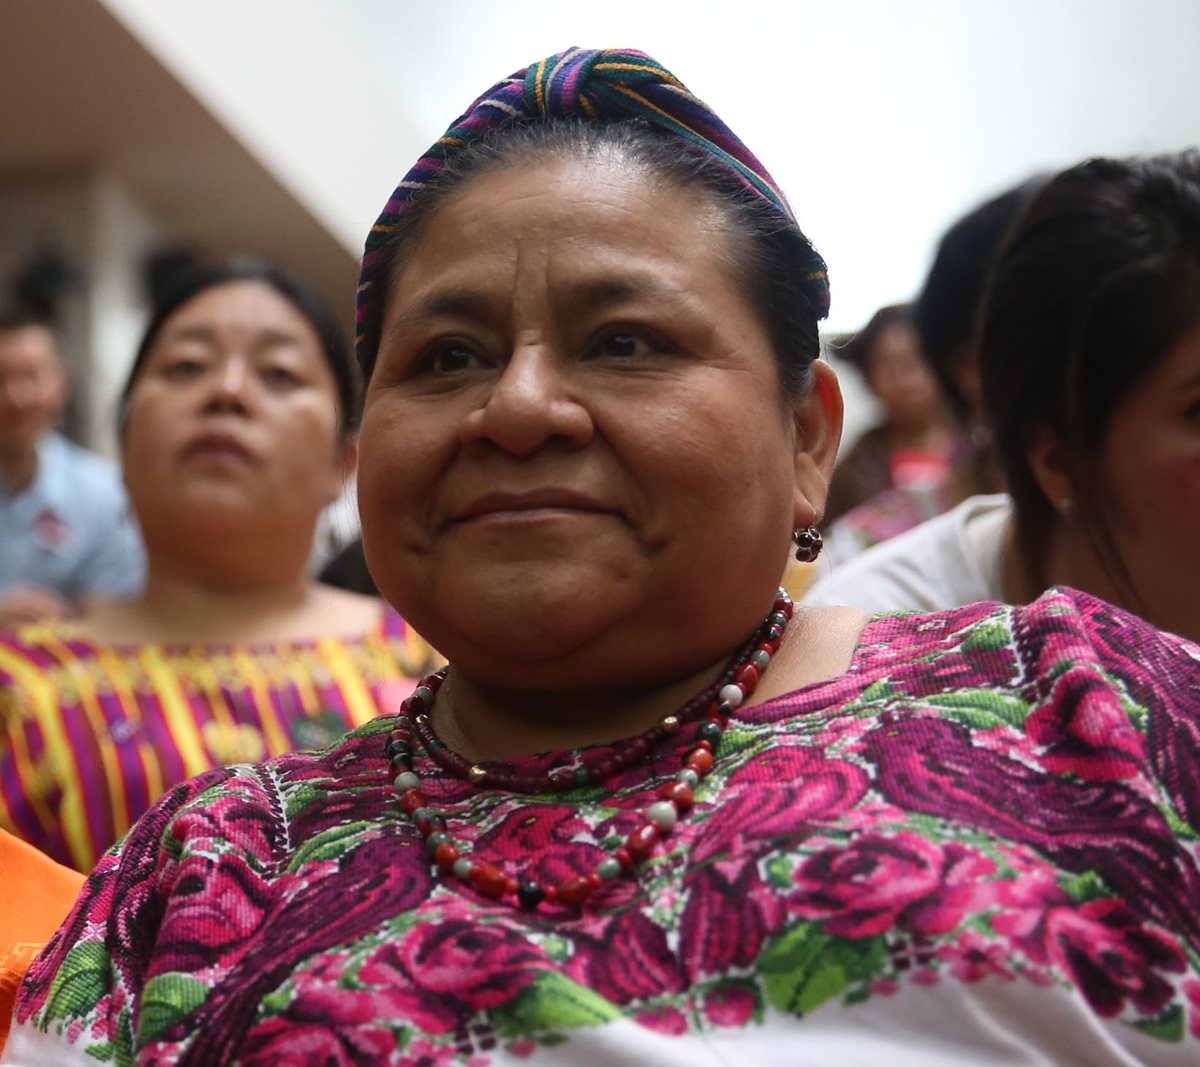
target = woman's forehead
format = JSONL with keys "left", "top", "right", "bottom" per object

{"left": 386, "top": 159, "right": 732, "bottom": 299}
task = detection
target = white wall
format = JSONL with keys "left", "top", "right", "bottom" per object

{"left": 340, "top": 0, "right": 1200, "bottom": 334}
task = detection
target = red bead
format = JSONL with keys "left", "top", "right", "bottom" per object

{"left": 614, "top": 847, "right": 634, "bottom": 869}
{"left": 763, "top": 636, "right": 782, "bottom": 653}
{"left": 659, "top": 781, "right": 695, "bottom": 811}
{"left": 693, "top": 739, "right": 713, "bottom": 754}
{"left": 626, "top": 823, "right": 660, "bottom": 860}
{"left": 470, "top": 863, "right": 508, "bottom": 899}
{"left": 734, "top": 663, "right": 760, "bottom": 691}
{"left": 557, "top": 876, "right": 594, "bottom": 907}
{"left": 434, "top": 841, "right": 459, "bottom": 871}
{"left": 586, "top": 874, "right": 603, "bottom": 892}
{"left": 543, "top": 885, "right": 559, "bottom": 904}
{"left": 687, "top": 749, "right": 715, "bottom": 774}
{"left": 399, "top": 789, "right": 426, "bottom": 814}
{"left": 505, "top": 877, "right": 519, "bottom": 896}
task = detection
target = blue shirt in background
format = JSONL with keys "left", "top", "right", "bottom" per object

{"left": 0, "top": 433, "right": 145, "bottom": 602}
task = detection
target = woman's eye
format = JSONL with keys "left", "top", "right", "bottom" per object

{"left": 423, "top": 343, "right": 484, "bottom": 375}
{"left": 162, "top": 357, "right": 205, "bottom": 381}
{"left": 261, "top": 365, "right": 302, "bottom": 389}
{"left": 591, "top": 331, "right": 659, "bottom": 360}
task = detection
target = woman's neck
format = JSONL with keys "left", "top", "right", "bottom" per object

{"left": 84, "top": 566, "right": 321, "bottom": 646}
{"left": 431, "top": 604, "right": 867, "bottom": 763}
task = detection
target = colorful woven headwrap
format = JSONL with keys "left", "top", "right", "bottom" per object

{"left": 356, "top": 46, "right": 830, "bottom": 362}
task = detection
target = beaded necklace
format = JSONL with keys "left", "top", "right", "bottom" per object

{"left": 385, "top": 589, "right": 794, "bottom": 910}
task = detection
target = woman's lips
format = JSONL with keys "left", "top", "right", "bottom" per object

{"left": 450, "top": 489, "right": 614, "bottom": 525}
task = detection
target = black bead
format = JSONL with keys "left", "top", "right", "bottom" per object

{"left": 698, "top": 721, "right": 723, "bottom": 744}
{"left": 517, "top": 879, "right": 545, "bottom": 909}
{"left": 766, "top": 623, "right": 784, "bottom": 640}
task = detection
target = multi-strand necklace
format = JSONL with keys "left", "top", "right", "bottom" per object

{"left": 385, "top": 589, "right": 793, "bottom": 910}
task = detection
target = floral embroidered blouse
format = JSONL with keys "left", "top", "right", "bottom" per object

{"left": 0, "top": 608, "right": 439, "bottom": 871}
{"left": 6, "top": 589, "right": 1200, "bottom": 1066}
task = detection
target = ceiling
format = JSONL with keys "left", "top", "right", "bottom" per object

{"left": 0, "top": 0, "right": 358, "bottom": 325}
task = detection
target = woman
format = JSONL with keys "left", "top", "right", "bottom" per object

{"left": 0, "top": 261, "right": 437, "bottom": 871}
{"left": 822, "top": 304, "right": 957, "bottom": 525}
{"left": 8, "top": 50, "right": 1200, "bottom": 1066}
{"left": 804, "top": 153, "right": 1200, "bottom": 645}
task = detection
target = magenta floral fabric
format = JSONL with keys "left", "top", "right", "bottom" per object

{"left": 7, "top": 589, "right": 1200, "bottom": 1066}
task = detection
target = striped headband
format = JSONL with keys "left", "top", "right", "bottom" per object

{"left": 356, "top": 46, "right": 830, "bottom": 361}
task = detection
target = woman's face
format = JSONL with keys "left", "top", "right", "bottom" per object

{"left": 359, "top": 156, "right": 840, "bottom": 689}
{"left": 1093, "top": 320, "right": 1200, "bottom": 641}
{"left": 866, "top": 323, "right": 941, "bottom": 431}
{"left": 123, "top": 280, "right": 346, "bottom": 543}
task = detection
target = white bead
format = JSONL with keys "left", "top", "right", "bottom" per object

{"left": 719, "top": 683, "right": 744, "bottom": 708}
{"left": 393, "top": 771, "right": 420, "bottom": 792}
{"left": 646, "top": 801, "right": 678, "bottom": 831}
{"left": 453, "top": 857, "right": 473, "bottom": 880}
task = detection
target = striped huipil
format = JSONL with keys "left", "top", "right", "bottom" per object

{"left": 0, "top": 607, "right": 437, "bottom": 870}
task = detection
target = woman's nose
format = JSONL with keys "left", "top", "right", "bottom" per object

{"left": 460, "top": 345, "right": 593, "bottom": 456}
{"left": 207, "top": 355, "right": 252, "bottom": 411}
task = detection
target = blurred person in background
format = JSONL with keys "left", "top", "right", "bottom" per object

{"left": 0, "top": 260, "right": 437, "bottom": 871}
{"left": 820, "top": 179, "right": 1041, "bottom": 565}
{"left": 0, "top": 313, "right": 144, "bottom": 627}
{"left": 806, "top": 150, "right": 1200, "bottom": 645}
{"left": 822, "top": 303, "right": 958, "bottom": 524}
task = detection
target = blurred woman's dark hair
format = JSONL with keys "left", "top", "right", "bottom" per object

{"left": 359, "top": 117, "right": 824, "bottom": 398}
{"left": 914, "top": 178, "right": 1045, "bottom": 423}
{"left": 834, "top": 304, "right": 914, "bottom": 381}
{"left": 120, "top": 258, "right": 360, "bottom": 434}
{"left": 978, "top": 150, "right": 1200, "bottom": 605}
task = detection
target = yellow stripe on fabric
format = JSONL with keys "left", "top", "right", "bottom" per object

{"left": 317, "top": 639, "right": 378, "bottom": 728}
{"left": 139, "top": 648, "right": 210, "bottom": 780}
{"left": 534, "top": 57, "right": 547, "bottom": 114}
{"left": 593, "top": 62, "right": 684, "bottom": 87}
{"left": 0, "top": 642, "right": 93, "bottom": 870}
{"left": 230, "top": 651, "right": 290, "bottom": 756}
{"left": 40, "top": 635, "right": 129, "bottom": 844}
{"left": 578, "top": 95, "right": 596, "bottom": 118}
{"left": 92, "top": 645, "right": 163, "bottom": 801}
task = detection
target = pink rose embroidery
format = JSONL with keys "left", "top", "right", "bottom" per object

{"left": 790, "top": 832, "right": 992, "bottom": 939}
{"left": 357, "top": 918, "right": 549, "bottom": 1033}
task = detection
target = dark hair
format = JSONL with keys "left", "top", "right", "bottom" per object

{"left": 0, "top": 308, "right": 54, "bottom": 335}
{"left": 978, "top": 151, "right": 1200, "bottom": 603}
{"left": 914, "top": 178, "right": 1045, "bottom": 422}
{"left": 119, "top": 259, "right": 359, "bottom": 433}
{"left": 358, "top": 117, "right": 823, "bottom": 396}
{"left": 834, "top": 304, "right": 914, "bottom": 381}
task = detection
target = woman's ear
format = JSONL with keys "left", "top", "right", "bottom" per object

{"left": 1026, "top": 427, "right": 1075, "bottom": 516}
{"left": 791, "top": 360, "right": 844, "bottom": 527}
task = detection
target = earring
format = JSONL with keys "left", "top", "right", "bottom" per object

{"left": 792, "top": 525, "right": 823, "bottom": 563}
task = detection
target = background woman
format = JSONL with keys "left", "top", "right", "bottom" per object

{"left": 804, "top": 152, "right": 1200, "bottom": 645}
{"left": 9, "top": 51, "right": 1199, "bottom": 1066}
{"left": 0, "top": 261, "right": 436, "bottom": 871}
{"left": 822, "top": 304, "right": 957, "bottom": 524}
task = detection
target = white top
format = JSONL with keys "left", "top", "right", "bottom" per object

{"left": 803, "top": 494, "right": 1012, "bottom": 612}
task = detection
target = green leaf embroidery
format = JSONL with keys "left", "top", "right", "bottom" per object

{"left": 1059, "top": 870, "right": 1108, "bottom": 904}
{"left": 84, "top": 1041, "right": 115, "bottom": 1063}
{"left": 758, "top": 924, "right": 886, "bottom": 1016}
{"left": 1131, "top": 1003, "right": 1184, "bottom": 1043}
{"left": 135, "top": 974, "right": 209, "bottom": 1045}
{"left": 290, "top": 821, "right": 381, "bottom": 868}
{"left": 490, "top": 972, "right": 620, "bottom": 1036}
{"left": 961, "top": 621, "right": 1010, "bottom": 653}
{"left": 114, "top": 1007, "right": 134, "bottom": 1067}
{"left": 43, "top": 942, "right": 110, "bottom": 1027}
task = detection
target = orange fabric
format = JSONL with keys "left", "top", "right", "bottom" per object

{"left": 0, "top": 829, "right": 84, "bottom": 1052}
